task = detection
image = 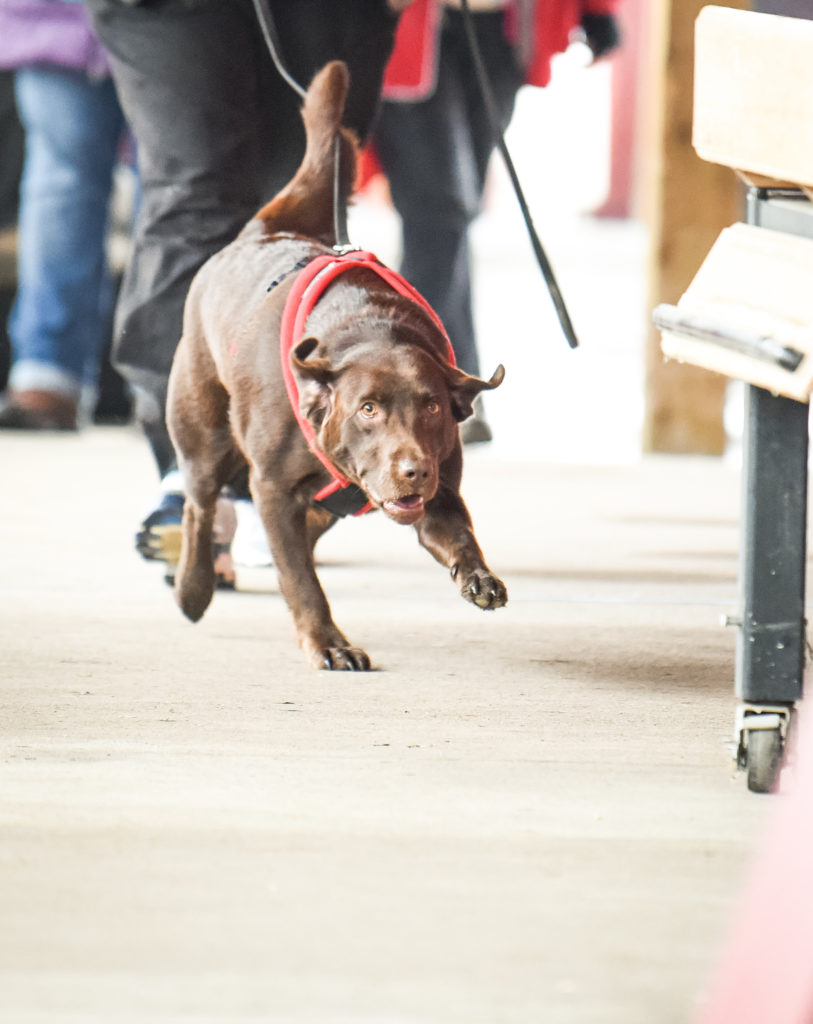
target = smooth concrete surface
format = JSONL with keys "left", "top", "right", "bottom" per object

{"left": 1, "top": 426, "right": 773, "bottom": 1023}
{"left": 0, "top": 55, "right": 771, "bottom": 1023}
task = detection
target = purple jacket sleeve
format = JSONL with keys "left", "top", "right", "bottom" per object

{"left": 0, "top": 0, "right": 110, "bottom": 77}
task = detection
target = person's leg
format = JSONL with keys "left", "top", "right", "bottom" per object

{"left": 0, "top": 70, "right": 23, "bottom": 231}
{"left": 86, "top": 0, "right": 278, "bottom": 574}
{"left": 87, "top": 0, "right": 279, "bottom": 475}
{"left": 88, "top": 0, "right": 398, "bottom": 572}
{"left": 450, "top": 9, "right": 523, "bottom": 190}
{"left": 453, "top": 10, "right": 522, "bottom": 442}
{"left": 270, "top": 0, "right": 399, "bottom": 147}
{"left": 88, "top": 0, "right": 399, "bottom": 477}
{"left": 1, "top": 67, "right": 123, "bottom": 429}
{"left": 373, "top": 34, "right": 482, "bottom": 376}
{"left": 374, "top": 10, "right": 522, "bottom": 442}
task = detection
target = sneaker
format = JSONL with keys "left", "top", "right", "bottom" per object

{"left": 135, "top": 491, "right": 237, "bottom": 590}
{"left": 232, "top": 498, "right": 273, "bottom": 567}
{"left": 212, "top": 494, "right": 237, "bottom": 590}
{"left": 135, "top": 491, "right": 184, "bottom": 565}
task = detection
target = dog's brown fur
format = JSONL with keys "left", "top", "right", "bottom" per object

{"left": 167, "top": 61, "right": 507, "bottom": 670}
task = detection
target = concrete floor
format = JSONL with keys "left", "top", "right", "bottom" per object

{"left": 1, "top": 426, "right": 772, "bottom": 1023}
{"left": 0, "top": 56, "right": 777, "bottom": 1022}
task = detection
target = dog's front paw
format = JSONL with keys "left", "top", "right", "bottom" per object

{"left": 456, "top": 567, "right": 507, "bottom": 610}
{"left": 306, "top": 644, "right": 372, "bottom": 671}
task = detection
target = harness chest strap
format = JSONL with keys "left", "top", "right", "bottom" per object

{"left": 278, "top": 249, "right": 455, "bottom": 518}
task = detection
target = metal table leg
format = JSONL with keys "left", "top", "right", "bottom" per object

{"left": 735, "top": 385, "right": 807, "bottom": 791}
{"left": 733, "top": 188, "right": 811, "bottom": 792}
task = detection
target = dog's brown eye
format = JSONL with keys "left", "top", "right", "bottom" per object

{"left": 360, "top": 401, "right": 378, "bottom": 418}
{"left": 426, "top": 400, "right": 440, "bottom": 415}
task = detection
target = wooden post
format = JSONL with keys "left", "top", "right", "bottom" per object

{"left": 642, "top": 0, "right": 749, "bottom": 455}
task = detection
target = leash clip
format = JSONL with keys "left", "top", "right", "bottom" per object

{"left": 332, "top": 242, "right": 362, "bottom": 256}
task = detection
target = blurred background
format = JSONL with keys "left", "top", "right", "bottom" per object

{"left": 0, "top": 0, "right": 805, "bottom": 461}
{"left": 351, "top": 32, "right": 648, "bottom": 464}
{"left": 351, "top": 0, "right": 808, "bottom": 465}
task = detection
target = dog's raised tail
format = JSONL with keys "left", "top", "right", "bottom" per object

{"left": 254, "top": 60, "right": 357, "bottom": 243}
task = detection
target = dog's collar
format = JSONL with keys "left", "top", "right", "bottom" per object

{"left": 279, "top": 249, "right": 455, "bottom": 518}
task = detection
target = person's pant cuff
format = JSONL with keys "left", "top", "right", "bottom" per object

{"left": 8, "top": 360, "right": 82, "bottom": 399}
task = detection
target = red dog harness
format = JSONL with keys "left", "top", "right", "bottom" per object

{"left": 279, "top": 249, "right": 455, "bottom": 518}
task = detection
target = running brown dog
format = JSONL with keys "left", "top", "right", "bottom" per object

{"left": 166, "top": 60, "right": 507, "bottom": 670}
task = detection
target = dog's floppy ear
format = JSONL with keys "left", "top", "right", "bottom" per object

{"left": 447, "top": 363, "right": 505, "bottom": 422}
{"left": 291, "top": 336, "right": 335, "bottom": 384}
{"left": 290, "top": 336, "right": 336, "bottom": 427}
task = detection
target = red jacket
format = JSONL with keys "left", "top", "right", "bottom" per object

{"left": 383, "top": 0, "right": 621, "bottom": 97}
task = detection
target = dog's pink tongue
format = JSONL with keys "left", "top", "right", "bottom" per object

{"left": 382, "top": 494, "right": 425, "bottom": 522}
{"left": 393, "top": 495, "right": 423, "bottom": 510}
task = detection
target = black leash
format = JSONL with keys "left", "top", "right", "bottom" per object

{"left": 251, "top": 0, "right": 577, "bottom": 347}
{"left": 332, "top": 130, "right": 355, "bottom": 254}
{"left": 251, "top": 0, "right": 305, "bottom": 101}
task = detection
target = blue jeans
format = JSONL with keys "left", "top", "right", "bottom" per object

{"left": 8, "top": 67, "right": 125, "bottom": 400}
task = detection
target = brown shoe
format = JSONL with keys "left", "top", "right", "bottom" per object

{"left": 0, "top": 389, "right": 79, "bottom": 431}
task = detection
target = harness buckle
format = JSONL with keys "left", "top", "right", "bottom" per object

{"left": 332, "top": 242, "right": 362, "bottom": 257}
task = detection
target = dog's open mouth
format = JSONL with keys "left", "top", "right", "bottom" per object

{"left": 381, "top": 494, "right": 426, "bottom": 525}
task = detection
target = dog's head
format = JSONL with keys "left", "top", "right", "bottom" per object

{"left": 291, "top": 335, "right": 504, "bottom": 525}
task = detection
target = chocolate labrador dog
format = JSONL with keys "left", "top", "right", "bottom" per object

{"left": 167, "top": 60, "right": 506, "bottom": 670}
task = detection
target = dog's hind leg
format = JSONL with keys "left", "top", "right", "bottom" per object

{"left": 175, "top": 486, "right": 218, "bottom": 622}
{"left": 173, "top": 433, "right": 243, "bottom": 621}
{"left": 168, "top": 343, "right": 242, "bottom": 622}
{"left": 174, "top": 478, "right": 218, "bottom": 620}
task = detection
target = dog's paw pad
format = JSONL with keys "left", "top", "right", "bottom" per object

{"left": 460, "top": 569, "right": 507, "bottom": 611}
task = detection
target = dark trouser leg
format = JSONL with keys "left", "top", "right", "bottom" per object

{"left": 374, "top": 61, "right": 481, "bottom": 375}
{"left": 87, "top": 0, "right": 271, "bottom": 476}
{"left": 373, "top": 10, "right": 521, "bottom": 378}
{"left": 87, "top": 0, "right": 397, "bottom": 478}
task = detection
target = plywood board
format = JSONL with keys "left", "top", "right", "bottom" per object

{"left": 659, "top": 222, "right": 813, "bottom": 401}
{"left": 694, "top": 5, "right": 813, "bottom": 185}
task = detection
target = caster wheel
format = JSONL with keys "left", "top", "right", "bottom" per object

{"left": 746, "top": 728, "right": 783, "bottom": 793}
